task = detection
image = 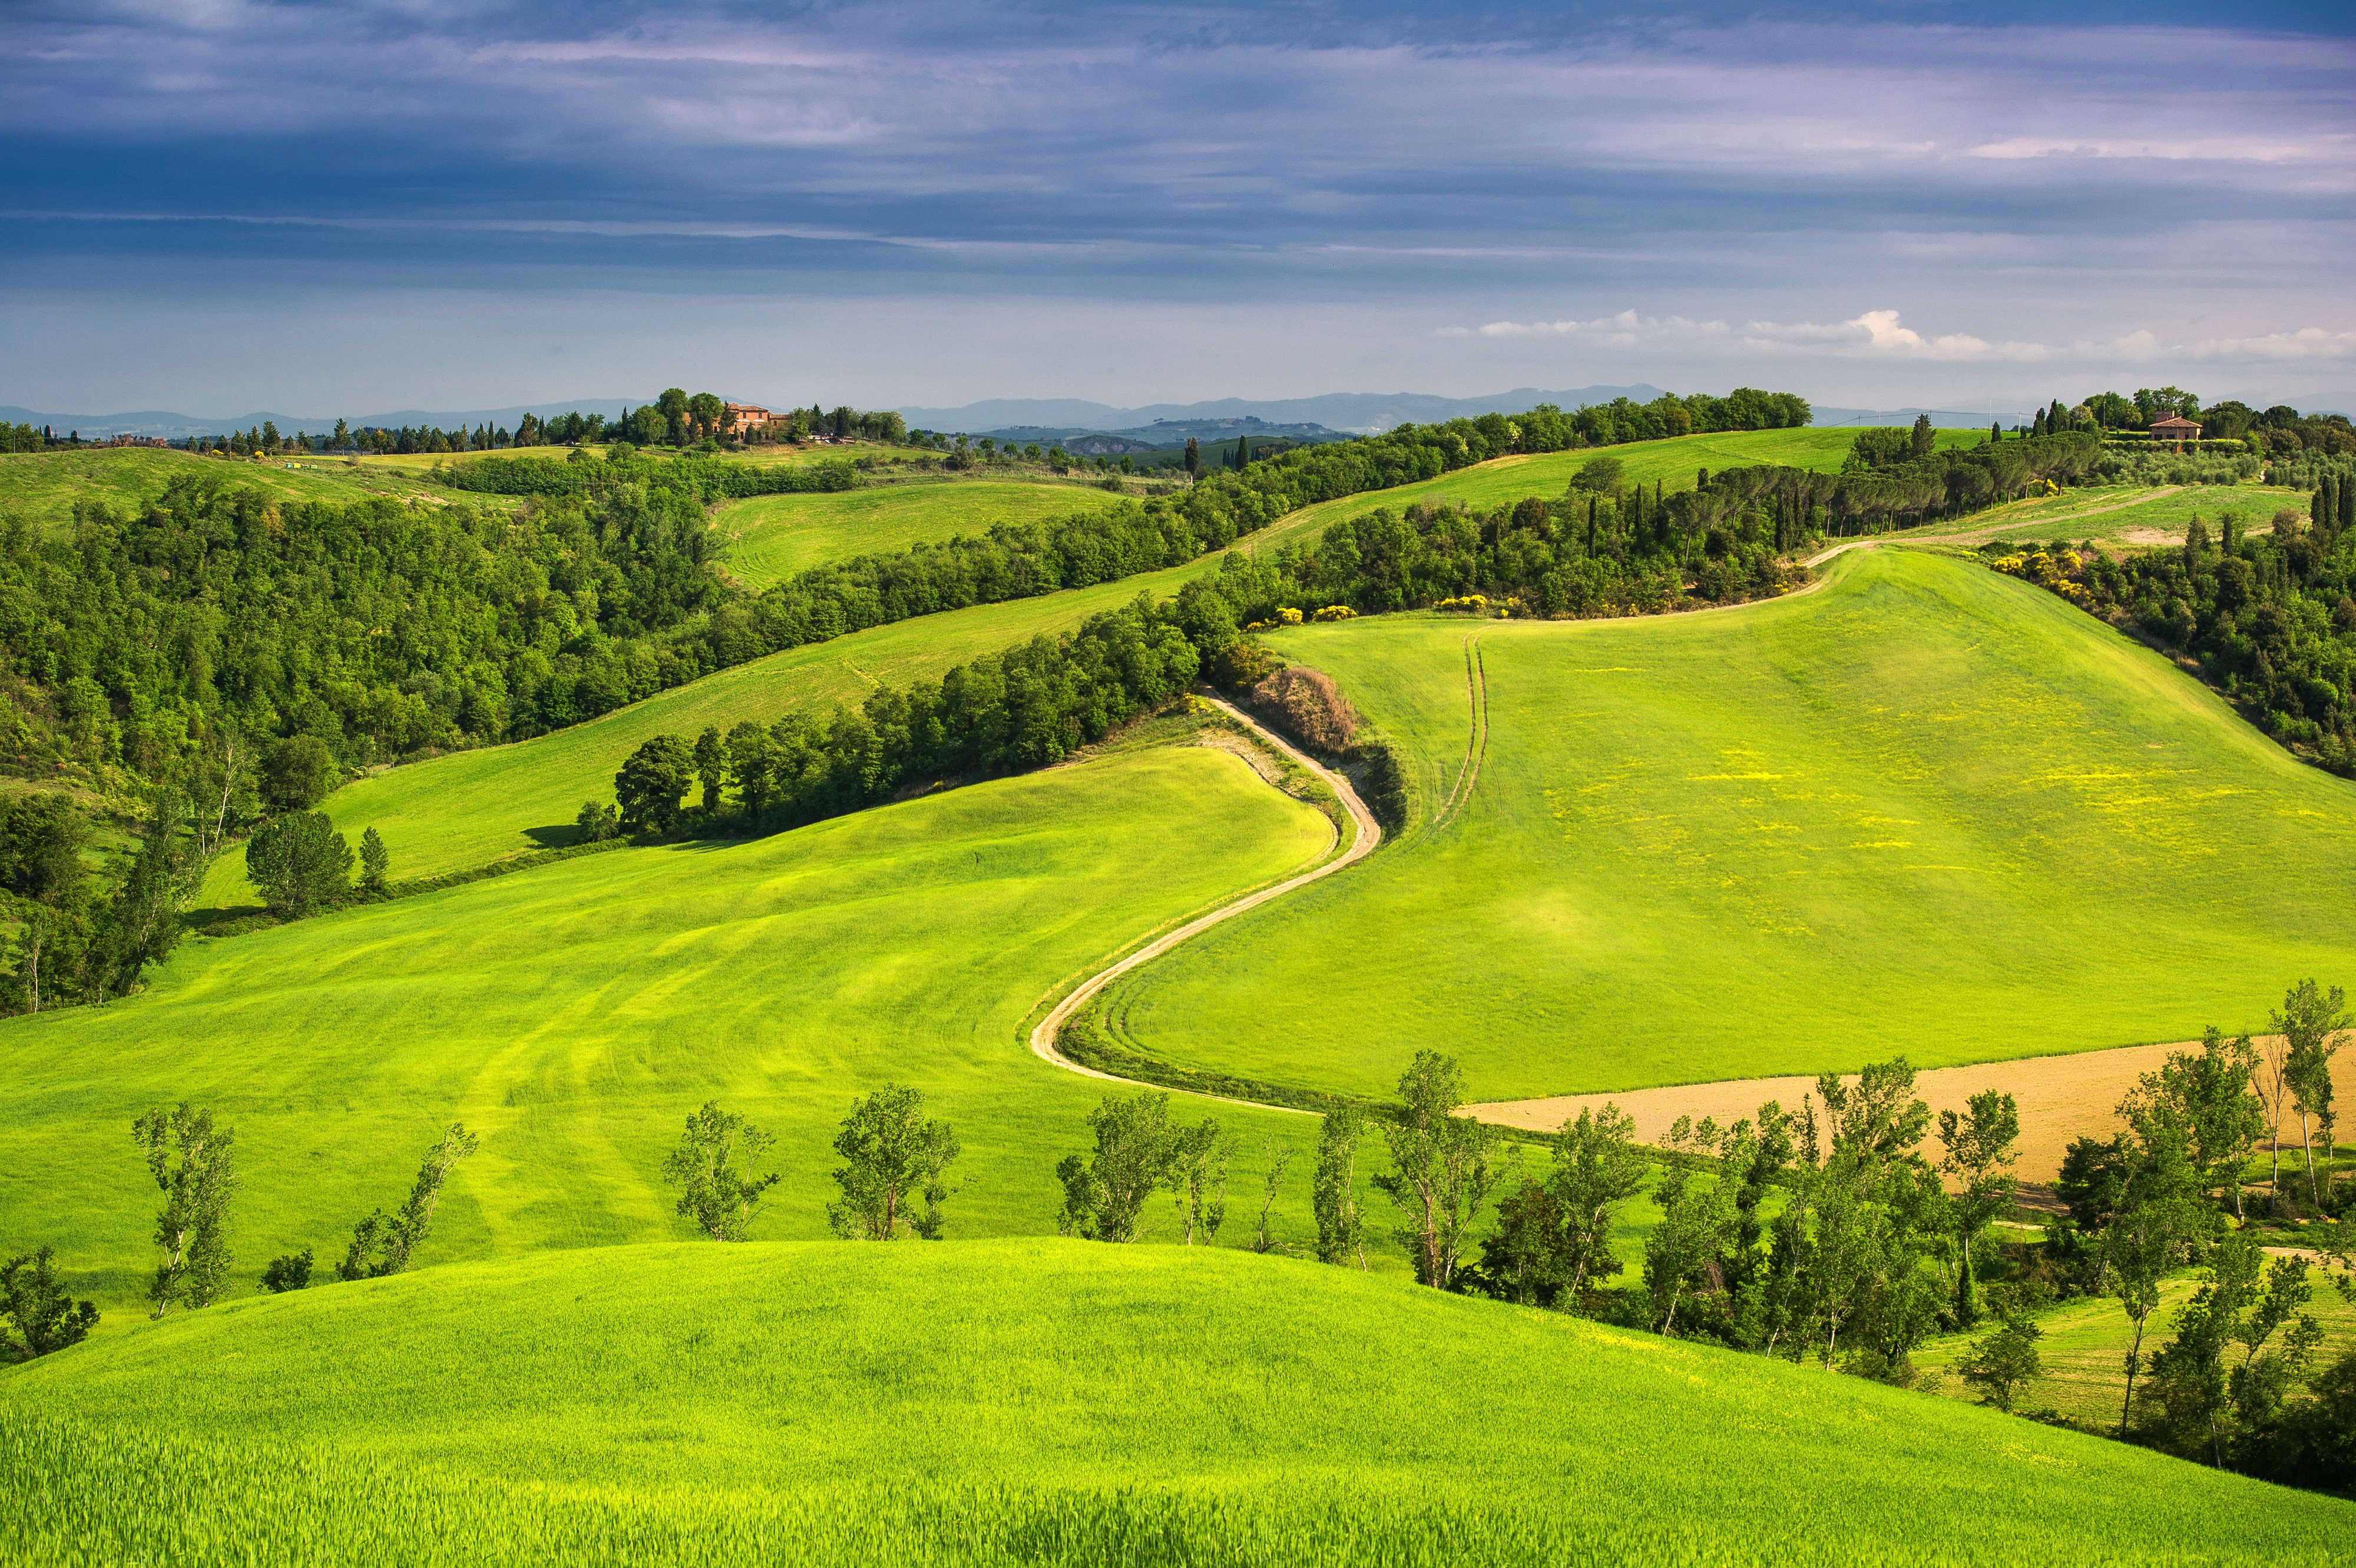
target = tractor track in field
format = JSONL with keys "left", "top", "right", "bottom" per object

{"left": 1026, "top": 697, "right": 1381, "bottom": 1109}
{"left": 1431, "top": 633, "right": 1490, "bottom": 831}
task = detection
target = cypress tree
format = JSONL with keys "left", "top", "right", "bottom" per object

{"left": 2031, "top": 408, "right": 2047, "bottom": 438}
{"left": 1586, "top": 497, "right": 1597, "bottom": 554}
{"left": 1990, "top": 421, "right": 2002, "bottom": 444}
{"left": 2339, "top": 474, "right": 2354, "bottom": 535}
{"left": 2314, "top": 483, "right": 2329, "bottom": 534}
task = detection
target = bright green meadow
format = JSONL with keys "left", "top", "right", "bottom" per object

{"left": 8, "top": 745, "right": 1335, "bottom": 1314}
{"left": 5, "top": 1240, "right": 2345, "bottom": 1566}
{"left": 714, "top": 476, "right": 1118, "bottom": 589}
{"left": 1105, "top": 547, "right": 2356, "bottom": 1101}
{"left": 1251, "top": 425, "right": 1984, "bottom": 552}
{"left": 196, "top": 556, "right": 1230, "bottom": 901}
{"left": 1911, "top": 482, "right": 2312, "bottom": 547}
{"left": 0, "top": 447, "right": 508, "bottom": 531}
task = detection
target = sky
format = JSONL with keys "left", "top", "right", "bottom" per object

{"left": 4, "top": 0, "right": 2352, "bottom": 417}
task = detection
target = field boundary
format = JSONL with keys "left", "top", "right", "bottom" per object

{"left": 1025, "top": 698, "right": 1381, "bottom": 1110}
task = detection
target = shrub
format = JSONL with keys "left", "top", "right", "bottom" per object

{"left": 1250, "top": 667, "right": 1361, "bottom": 754}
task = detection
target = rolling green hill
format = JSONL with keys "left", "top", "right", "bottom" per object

{"left": 1250, "top": 425, "right": 1984, "bottom": 551}
{"left": 1911, "top": 481, "right": 2311, "bottom": 547}
{"left": 714, "top": 476, "right": 1120, "bottom": 588}
{"left": 11, "top": 745, "right": 1333, "bottom": 1312}
{"left": 1103, "top": 547, "right": 2356, "bottom": 1100}
{"left": 197, "top": 555, "right": 1232, "bottom": 900}
{"left": 4, "top": 1240, "right": 2342, "bottom": 1566}
{"left": 0, "top": 447, "right": 517, "bottom": 530}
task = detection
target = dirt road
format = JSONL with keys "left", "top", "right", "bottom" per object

{"left": 1025, "top": 698, "right": 1381, "bottom": 1107}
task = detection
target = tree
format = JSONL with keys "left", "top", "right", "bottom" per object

{"left": 614, "top": 735, "right": 696, "bottom": 836}
{"left": 657, "top": 388, "right": 690, "bottom": 446}
{"left": 1166, "top": 1116, "right": 1229, "bottom": 1245}
{"left": 0, "top": 792, "right": 89, "bottom": 904}
{"left": 89, "top": 790, "right": 189, "bottom": 1001}
{"left": 1644, "top": 1118, "right": 1739, "bottom": 1335}
{"left": 262, "top": 1249, "right": 314, "bottom": 1293}
{"left": 1907, "top": 413, "right": 1934, "bottom": 459}
{"left": 575, "top": 800, "right": 619, "bottom": 843}
{"left": 244, "top": 811, "right": 353, "bottom": 916}
{"left": 260, "top": 734, "right": 336, "bottom": 812}
{"left": 358, "top": 826, "right": 390, "bottom": 897}
{"left": 687, "top": 392, "right": 725, "bottom": 443}
{"left": 694, "top": 724, "right": 725, "bottom": 813}
{"left": 1957, "top": 1312, "right": 2043, "bottom": 1412}
{"left": 727, "top": 721, "right": 775, "bottom": 823}
{"left": 827, "top": 1084, "right": 959, "bottom": 1240}
{"left": 1248, "top": 1136, "right": 1292, "bottom": 1253}
{"left": 1937, "top": 1089, "right": 2020, "bottom": 1325}
{"left": 2108, "top": 1145, "right": 2207, "bottom": 1435}
{"left": 2274, "top": 980, "right": 2349, "bottom": 1211}
{"left": 2122, "top": 1029, "right": 2266, "bottom": 1221}
{"left": 132, "top": 1103, "right": 237, "bottom": 1317}
{"left": 1184, "top": 437, "right": 1200, "bottom": 479}
{"left": 0, "top": 1247, "right": 98, "bottom": 1360}
{"left": 1055, "top": 1090, "right": 1173, "bottom": 1243}
{"left": 1479, "top": 1179, "right": 1570, "bottom": 1305}
{"left": 1311, "top": 1104, "right": 1369, "bottom": 1267}
{"left": 339, "top": 1123, "right": 479, "bottom": 1279}
{"left": 1372, "top": 1051, "right": 1509, "bottom": 1289}
{"left": 1548, "top": 1103, "right": 1646, "bottom": 1300}
{"left": 663, "top": 1102, "right": 780, "bottom": 1240}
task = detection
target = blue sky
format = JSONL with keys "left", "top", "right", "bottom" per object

{"left": 4, "top": 0, "right": 2351, "bottom": 415}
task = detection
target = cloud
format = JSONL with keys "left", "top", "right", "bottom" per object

{"left": 1444, "top": 310, "right": 2050, "bottom": 362}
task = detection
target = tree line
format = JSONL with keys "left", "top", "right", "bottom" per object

{"left": 1993, "top": 479, "right": 2356, "bottom": 774}
{"left": 0, "top": 1083, "right": 959, "bottom": 1364}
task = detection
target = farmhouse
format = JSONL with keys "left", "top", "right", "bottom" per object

{"left": 2149, "top": 413, "right": 2201, "bottom": 442}
{"left": 724, "top": 402, "right": 773, "bottom": 431}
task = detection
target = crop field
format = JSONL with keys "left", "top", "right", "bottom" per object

{"left": 6, "top": 746, "right": 1335, "bottom": 1314}
{"left": 5, "top": 1241, "right": 2343, "bottom": 1567}
{"left": 194, "top": 555, "right": 1232, "bottom": 902}
{"left": 1908, "top": 482, "right": 2312, "bottom": 548}
{"left": 1251, "top": 426, "right": 1985, "bottom": 551}
{"left": 715, "top": 476, "right": 1119, "bottom": 588}
{"left": 0, "top": 448, "right": 509, "bottom": 531}
{"left": 1104, "top": 548, "right": 2356, "bottom": 1101}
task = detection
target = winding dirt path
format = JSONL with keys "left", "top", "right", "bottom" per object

{"left": 1025, "top": 698, "right": 1381, "bottom": 1105}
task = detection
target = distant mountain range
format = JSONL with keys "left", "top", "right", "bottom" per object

{"left": 8, "top": 389, "right": 2342, "bottom": 444}
{"left": 897, "top": 388, "right": 1676, "bottom": 435}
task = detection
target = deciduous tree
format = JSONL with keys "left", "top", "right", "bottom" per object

{"left": 0, "top": 1247, "right": 98, "bottom": 1360}
{"left": 1373, "top": 1051, "right": 1508, "bottom": 1289}
{"left": 244, "top": 811, "right": 353, "bottom": 917}
{"left": 663, "top": 1103, "right": 780, "bottom": 1242}
{"left": 828, "top": 1084, "right": 958, "bottom": 1240}
{"left": 133, "top": 1103, "right": 237, "bottom": 1316}
{"left": 1311, "top": 1104, "right": 1369, "bottom": 1267}
{"left": 340, "top": 1123, "right": 479, "bottom": 1279}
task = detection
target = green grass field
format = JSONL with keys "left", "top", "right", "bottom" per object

{"left": 8, "top": 745, "right": 1335, "bottom": 1316}
{"left": 1104, "top": 547, "right": 2356, "bottom": 1101}
{"left": 1251, "top": 426, "right": 1984, "bottom": 551}
{"left": 194, "top": 555, "right": 1231, "bottom": 901}
{"left": 5, "top": 1240, "right": 2342, "bottom": 1566}
{"left": 1909, "top": 483, "right": 2312, "bottom": 548}
{"left": 714, "top": 476, "right": 1119, "bottom": 588}
{"left": 1914, "top": 1259, "right": 2356, "bottom": 1429}
{"left": 0, "top": 448, "right": 513, "bottom": 531}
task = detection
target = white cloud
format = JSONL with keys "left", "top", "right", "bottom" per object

{"left": 1442, "top": 310, "right": 2049, "bottom": 363}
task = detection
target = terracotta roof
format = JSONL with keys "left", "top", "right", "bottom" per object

{"left": 2149, "top": 414, "right": 2200, "bottom": 431}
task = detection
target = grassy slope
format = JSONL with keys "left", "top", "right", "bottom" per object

{"left": 8, "top": 746, "right": 1333, "bottom": 1314}
{"left": 1914, "top": 1263, "right": 2356, "bottom": 1428}
{"left": 1108, "top": 548, "right": 2356, "bottom": 1100}
{"left": 1911, "top": 482, "right": 2311, "bottom": 546}
{"left": 0, "top": 448, "right": 511, "bottom": 530}
{"left": 4, "top": 1240, "right": 2343, "bottom": 1565}
{"left": 714, "top": 476, "right": 1118, "bottom": 590}
{"left": 192, "top": 555, "right": 1225, "bottom": 899}
{"left": 1250, "top": 426, "right": 1984, "bottom": 551}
